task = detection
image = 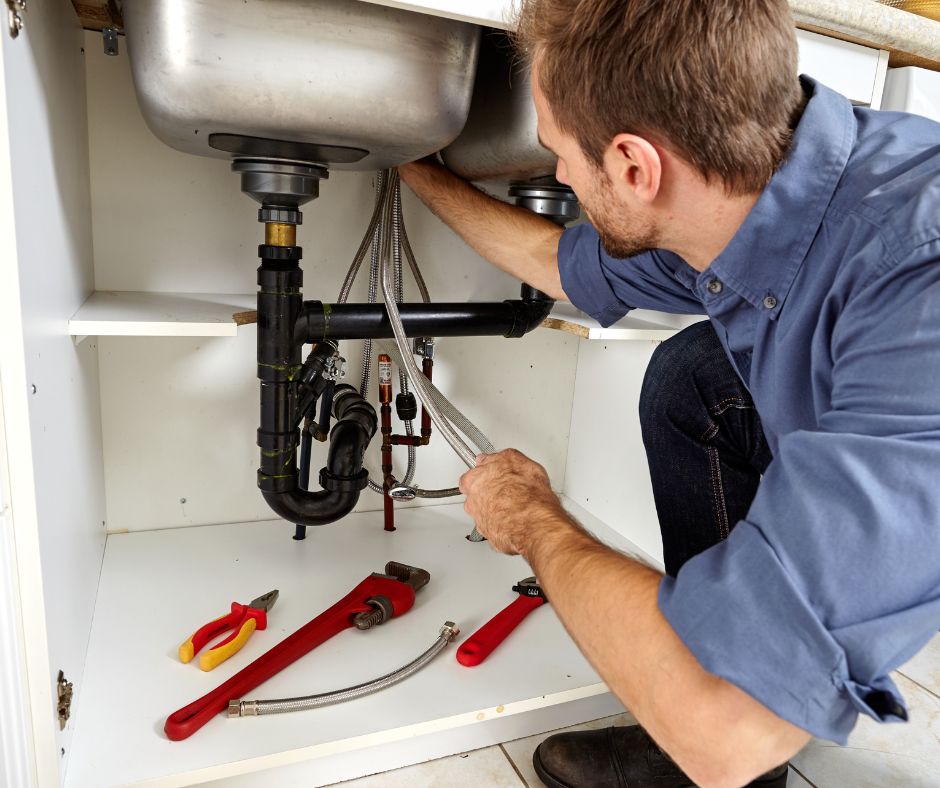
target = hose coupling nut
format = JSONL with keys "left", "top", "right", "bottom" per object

{"left": 440, "top": 621, "right": 460, "bottom": 642}
{"left": 228, "top": 699, "right": 258, "bottom": 717}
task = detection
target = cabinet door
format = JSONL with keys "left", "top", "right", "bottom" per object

{"left": 0, "top": 0, "right": 107, "bottom": 784}
{"left": 0, "top": 462, "right": 36, "bottom": 788}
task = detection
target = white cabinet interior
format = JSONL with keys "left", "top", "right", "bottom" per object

{"left": 0, "top": 2, "right": 890, "bottom": 785}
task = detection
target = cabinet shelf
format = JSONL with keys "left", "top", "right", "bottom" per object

{"left": 544, "top": 303, "right": 700, "bottom": 341}
{"left": 68, "top": 291, "right": 691, "bottom": 342}
{"left": 65, "top": 499, "right": 643, "bottom": 787}
{"left": 68, "top": 291, "right": 255, "bottom": 338}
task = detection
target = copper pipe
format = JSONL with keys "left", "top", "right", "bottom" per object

{"left": 391, "top": 435, "right": 425, "bottom": 447}
{"left": 421, "top": 357, "right": 433, "bottom": 440}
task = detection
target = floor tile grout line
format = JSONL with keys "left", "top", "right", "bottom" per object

{"left": 500, "top": 743, "right": 532, "bottom": 787}
{"left": 896, "top": 669, "right": 940, "bottom": 703}
{"left": 790, "top": 762, "right": 820, "bottom": 787}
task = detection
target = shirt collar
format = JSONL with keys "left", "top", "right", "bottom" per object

{"left": 703, "top": 77, "right": 856, "bottom": 319}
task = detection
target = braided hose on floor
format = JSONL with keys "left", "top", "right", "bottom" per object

{"left": 228, "top": 622, "right": 459, "bottom": 717}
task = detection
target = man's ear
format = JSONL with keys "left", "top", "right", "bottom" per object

{"left": 606, "top": 134, "right": 662, "bottom": 203}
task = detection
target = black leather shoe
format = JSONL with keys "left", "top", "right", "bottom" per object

{"left": 532, "top": 725, "right": 788, "bottom": 787}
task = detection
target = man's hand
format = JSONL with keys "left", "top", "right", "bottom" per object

{"left": 458, "top": 449, "right": 565, "bottom": 555}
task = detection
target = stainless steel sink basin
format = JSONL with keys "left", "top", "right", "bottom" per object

{"left": 442, "top": 34, "right": 556, "bottom": 183}
{"left": 123, "top": 0, "right": 481, "bottom": 170}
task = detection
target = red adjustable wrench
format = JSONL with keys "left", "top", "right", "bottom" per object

{"left": 165, "top": 561, "right": 430, "bottom": 741}
{"left": 457, "top": 577, "right": 547, "bottom": 667}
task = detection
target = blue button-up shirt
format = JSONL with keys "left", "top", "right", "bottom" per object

{"left": 558, "top": 77, "right": 940, "bottom": 744}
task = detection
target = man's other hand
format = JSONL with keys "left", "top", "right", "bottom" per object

{"left": 458, "top": 449, "right": 564, "bottom": 555}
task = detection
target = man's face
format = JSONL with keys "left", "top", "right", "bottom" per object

{"left": 532, "top": 63, "right": 659, "bottom": 260}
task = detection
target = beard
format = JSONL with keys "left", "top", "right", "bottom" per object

{"left": 579, "top": 176, "right": 659, "bottom": 260}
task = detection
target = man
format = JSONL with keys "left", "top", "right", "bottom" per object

{"left": 399, "top": 1, "right": 940, "bottom": 786}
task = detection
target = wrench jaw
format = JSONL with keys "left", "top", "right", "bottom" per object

{"left": 383, "top": 561, "right": 431, "bottom": 592}
{"left": 353, "top": 563, "right": 432, "bottom": 630}
{"left": 512, "top": 576, "right": 547, "bottom": 602}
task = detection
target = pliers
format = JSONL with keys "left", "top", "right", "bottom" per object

{"left": 179, "top": 589, "right": 279, "bottom": 672}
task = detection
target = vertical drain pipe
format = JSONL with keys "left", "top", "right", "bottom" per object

{"left": 508, "top": 178, "right": 580, "bottom": 301}
{"left": 234, "top": 158, "right": 377, "bottom": 530}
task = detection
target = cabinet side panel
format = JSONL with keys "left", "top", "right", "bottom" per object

{"left": 2, "top": 0, "right": 107, "bottom": 779}
{"left": 0, "top": 398, "right": 37, "bottom": 788}
{"left": 564, "top": 340, "right": 666, "bottom": 568}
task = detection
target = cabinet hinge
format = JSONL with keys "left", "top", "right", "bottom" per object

{"left": 5, "top": 0, "right": 25, "bottom": 39}
{"left": 56, "top": 670, "right": 73, "bottom": 730}
{"left": 102, "top": 25, "right": 118, "bottom": 56}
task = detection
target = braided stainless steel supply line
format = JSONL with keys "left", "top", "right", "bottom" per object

{"left": 337, "top": 172, "right": 417, "bottom": 493}
{"left": 340, "top": 171, "right": 468, "bottom": 498}
{"left": 336, "top": 169, "right": 498, "bottom": 528}
{"left": 228, "top": 622, "right": 459, "bottom": 718}
{"left": 392, "top": 181, "right": 418, "bottom": 486}
{"left": 378, "top": 174, "right": 489, "bottom": 540}
{"left": 359, "top": 170, "right": 387, "bottom": 401}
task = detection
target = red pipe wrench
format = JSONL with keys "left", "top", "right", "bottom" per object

{"left": 457, "top": 577, "right": 546, "bottom": 667}
{"left": 165, "top": 562, "right": 430, "bottom": 740}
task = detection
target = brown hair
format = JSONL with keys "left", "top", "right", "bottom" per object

{"left": 515, "top": 0, "right": 804, "bottom": 194}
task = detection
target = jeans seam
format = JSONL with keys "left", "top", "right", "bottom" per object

{"left": 706, "top": 446, "right": 730, "bottom": 540}
{"left": 699, "top": 423, "right": 719, "bottom": 441}
{"left": 708, "top": 397, "right": 754, "bottom": 418}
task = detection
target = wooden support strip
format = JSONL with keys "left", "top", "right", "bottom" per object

{"left": 71, "top": 0, "right": 123, "bottom": 31}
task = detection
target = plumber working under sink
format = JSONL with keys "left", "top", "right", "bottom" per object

{"left": 399, "top": 0, "right": 940, "bottom": 786}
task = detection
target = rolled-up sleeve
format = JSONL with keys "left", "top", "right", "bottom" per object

{"left": 558, "top": 224, "right": 705, "bottom": 326}
{"left": 659, "top": 242, "right": 940, "bottom": 743}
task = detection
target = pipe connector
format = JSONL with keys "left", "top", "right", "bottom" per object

{"left": 504, "top": 297, "right": 555, "bottom": 338}
{"left": 228, "top": 699, "right": 258, "bottom": 717}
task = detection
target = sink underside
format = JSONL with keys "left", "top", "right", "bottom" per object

{"left": 123, "top": 0, "right": 481, "bottom": 170}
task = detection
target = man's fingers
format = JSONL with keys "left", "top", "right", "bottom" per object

{"left": 458, "top": 467, "right": 476, "bottom": 496}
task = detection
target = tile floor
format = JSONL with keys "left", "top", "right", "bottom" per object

{"left": 333, "top": 634, "right": 940, "bottom": 787}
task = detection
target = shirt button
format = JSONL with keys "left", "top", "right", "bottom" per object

{"left": 707, "top": 279, "right": 723, "bottom": 295}
{"left": 763, "top": 295, "right": 778, "bottom": 310}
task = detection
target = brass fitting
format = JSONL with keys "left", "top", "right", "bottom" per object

{"left": 265, "top": 223, "right": 297, "bottom": 247}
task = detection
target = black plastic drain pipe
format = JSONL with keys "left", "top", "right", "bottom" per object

{"left": 257, "top": 246, "right": 377, "bottom": 527}
{"left": 294, "top": 298, "right": 554, "bottom": 343}
{"left": 256, "top": 246, "right": 553, "bottom": 528}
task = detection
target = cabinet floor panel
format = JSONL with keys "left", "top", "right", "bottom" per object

{"left": 65, "top": 499, "right": 639, "bottom": 787}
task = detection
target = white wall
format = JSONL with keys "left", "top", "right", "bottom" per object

{"left": 84, "top": 32, "right": 580, "bottom": 532}
{"left": 564, "top": 340, "right": 666, "bottom": 567}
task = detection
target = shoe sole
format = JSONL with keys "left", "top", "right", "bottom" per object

{"left": 532, "top": 742, "right": 789, "bottom": 788}
{"left": 532, "top": 744, "right": 575, "bottom": 788}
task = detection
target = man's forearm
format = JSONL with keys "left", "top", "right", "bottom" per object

{"left": 525, "top": 509, "right": 810, "bottom": 787}
{"left": 399, "top": 160, "right": 567, "bottom": 299}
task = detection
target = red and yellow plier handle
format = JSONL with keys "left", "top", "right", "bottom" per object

{"left": 179, "top": 589, "right": 279, "bottom": 672}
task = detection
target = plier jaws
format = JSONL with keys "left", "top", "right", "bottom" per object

{"left": 179, "top": 589, "right": 280, "bottom": 672}
{"left": 249, "top": 589, "right": 279, "bottom": 613}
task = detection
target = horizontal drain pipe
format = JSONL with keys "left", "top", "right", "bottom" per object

{"left": 294, "top": 298, "right": 555, "bottom": 343}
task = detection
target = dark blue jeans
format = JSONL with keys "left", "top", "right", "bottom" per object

{"left": 639, "top": 321, "right": 772, "bottom": 578}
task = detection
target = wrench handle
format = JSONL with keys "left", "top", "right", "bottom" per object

{"left": 457, "top": 594, "right": 545, "bottom": 667}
